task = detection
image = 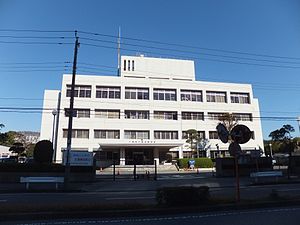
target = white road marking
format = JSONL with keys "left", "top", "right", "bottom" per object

{"left": 10, "top": 207, "right": 300, "bottom": 225}
{"left": 105, "top": 196, "right": 154, "bottom": 200}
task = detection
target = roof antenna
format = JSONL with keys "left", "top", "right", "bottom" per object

{"left": 117, "top": 26, "right": 121, "bottom": 76}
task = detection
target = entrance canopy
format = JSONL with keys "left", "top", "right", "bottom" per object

{"left": 98, "top": 140, "right": 185, "bottom": 151}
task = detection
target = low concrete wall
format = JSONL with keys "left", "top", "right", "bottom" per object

{"left": 0, "top": 172, "right": 95, "bottom": 183}
{"left": 290, "top": 156, "right": 300, "bottom": 174}
{"left": 215, "top": 157, "right": 272, "bottom": 177}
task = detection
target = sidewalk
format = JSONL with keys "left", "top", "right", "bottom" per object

{"left": 1, "top": 170, "right": 299, "bottom": 193}
{"left": 1, "top": 171, "right": 300, "bottom": 221}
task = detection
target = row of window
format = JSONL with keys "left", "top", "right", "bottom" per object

{"left": 65, "top": 109, "right": 253, "bottom": 121}
{"left": 66, "top": 85, "right": 250, "bottom": 104}
{"left": 62, "top": 129, "right": 255, "bottom": 140}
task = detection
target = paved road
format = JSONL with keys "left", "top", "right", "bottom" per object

{"left": 1, "top": 183, "right": 300, "bottom": 207}
{"left": 2, "top": 207, "right": 300, "bottom": 225}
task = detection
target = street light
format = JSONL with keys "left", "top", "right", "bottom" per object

{"left": 51, "top": 109, "right": 58, "bottom": 144}
{"left": 216, "top": 144, "right": 220, "bottom": 158}
{"left": 269, "top": 143, "right": 273, "bottom": 158}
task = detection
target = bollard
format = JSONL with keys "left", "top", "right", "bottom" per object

{"left": 113, "top": 161, "right": 116, "bottom": 181}
{"left": 133, "top": 164, "right": 137, "bottom": 180}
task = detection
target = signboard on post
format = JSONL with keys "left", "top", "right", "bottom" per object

{"left": 63, "top": 151, "right": 93, "bottom": 166}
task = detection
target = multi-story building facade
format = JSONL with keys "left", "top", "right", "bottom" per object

{"left": 40, "top": 55, "right": 264, "bottom": 166}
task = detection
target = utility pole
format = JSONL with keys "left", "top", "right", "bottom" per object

{"left": 64, "top": 31, "right": 80, "bottom": 188}
{"left": 53, "top": 91, "right": 61, "bottom": 162}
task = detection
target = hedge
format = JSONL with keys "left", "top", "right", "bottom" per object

{"left": 177, "top": 158, "right": 213, "bottom": 168}
{"left": 156, "top": 186, "right": 210, "bottom": 206}
{"left": 0, "top": 163, "right": 95, "bottom": 173}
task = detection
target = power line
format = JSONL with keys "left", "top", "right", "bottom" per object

{"left": 0, "top": 29, "right": 74, "bottom": 33}
{"left": 80, "top": 37, "right": 300, "bottom": 65}
{"left": 80, "top": 42, "right": 300, "bottom": 69}
{"left": 0, "top": 35, "right": 74, "bottom": 39}
{"left": 0, "top": 40, "right": 73, "bottom": 45}
{"left": 0, "top": 61, "right": 71, "bottom": 65}
{"left": 0, "top": 68, "right": 71, "bottom": 73}
{"left": 3, "top": 29, "right": 300, "bottom": 62}
{"left": 78, "top": 30, "right": 300, "bottom": 61}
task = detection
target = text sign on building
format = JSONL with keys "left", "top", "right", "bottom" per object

{"left": 63, "top": 151, "right": 93, "bottom": 166}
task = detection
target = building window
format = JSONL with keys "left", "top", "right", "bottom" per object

{"left": 65, "top": 108, "right": 90, "bottom": 118}
{"left": 124, "top": 110, "right": 149, "bottom": 119}
{"left": 63, "top": 129, "right": 89, "bottom": 139}
{"left": 183, "top": 151, "right": 193, "bottom": 158}
{"left": 206, "top": 91, "right": 227, "bottom": 103}
{"left": 209, "top": 131, "right": 219, "bottom": 139}
{"left": 128, "top": 60, "right": 131, "bottom": 71}
{"left": 124, "top": 60, "right": 126, "bottom": 71}
{"left": 182, "top": 131, "right": 205, "bottom": 139}
{"left": 180, "top": 90, "right": 202, "bottom": 102}
{"left": 231, "top": 92, "right": 250, "bottom": 104}
{"left": 124, "top": 130, "right": 150, "bottom": 139}
{"left": 251, "top": 131, "right": 255, "bottom": 140}
{"left": 154, "top": 131, "right": 178, "bottom": 140}
{"left": 153, "top": 89, "right": 177, "bottom": 101}
{"left": 66, "top": 85, "right": 91, "bottom": 98}
{"left": 207, "top": 112, "right": 226, "bottom": 120}
{"left": 154, "top": 111, "right": 178, "bottom": 120}
{"left": 125, "top": 87, "right": 149, "bottom": 100}
{"left": 96, "top": 86, "right": 121, "bottom": 99}
{"left": 95, "top": 109, "right": 120, "bottom": 119}
{"left": 132, "top": 60, "right": 135, "bottom": 71}
{"left": 181, "top": 112, "right": 204, "bottom": 120}
{"left": 232, "top": 113, "right": 253, "bottom": 121}
{"left": 94, "top": 130, "right": 120, "bottom": 139}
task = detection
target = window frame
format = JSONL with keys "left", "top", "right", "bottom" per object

{"left": 153, "top": 88, "right": 177, "bottom": 101}
{"left": 66, "top": 85, "right": 91, "bottom": 98}
{"left": 96, "top": 86, "right": 121, "bottom": 99}
{"left": 206, "top": 91, "right": 227, "bottom": 103}
{"left": 94, "top": 130, "right": 120, "bottom": 139}
{"left": 125, "top": 87, "right": 149, "bottom": 100}
{"left": 180, "top": 90, "right": 202, "bottom": 102}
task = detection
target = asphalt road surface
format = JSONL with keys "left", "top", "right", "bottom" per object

{"left": 2, "top": 207, "right": 300, "bottom": 225}
{"left": 1, "top": 183, "right": 300, "bottom": 206}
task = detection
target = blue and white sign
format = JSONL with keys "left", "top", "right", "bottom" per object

{"left": 63, "top": 151, "right": 93, "bottom": 166}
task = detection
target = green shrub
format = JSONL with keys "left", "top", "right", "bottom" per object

{"left": 0, "top": 163, "right": 95, "bottom": 173}
{"left": 33, "top": 140, "right": 53, "bottom": 163}
{"left": 156, "top": 186, "right": 209, "bottom": 206}
{"left": 177, "top": 158, "right": 213, "bottom": 168}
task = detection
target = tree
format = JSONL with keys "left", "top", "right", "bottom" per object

{"left": 33, "top": 140, "right": 54, "bottom": 163}
{"left": 269, "top": 124, "right": 296, "bottom": 179}
{"left": 25, "top": 143, "right": 35, "bottom": 157}
{"left": 197, "top": 138, "right": 211, "bottom": 157}
{"left": 183, "top": 129, "right": 201, "bottom": 158}
{"left": 9, "top": 142, "right": 25, "bottom": 156}
{"left": 269, "top": 124, "right": 295, "bottom": 141}
{"left": 218, "top": 113, "right": 238, "bottom": 134}
{"left": 0, "top": 131, "right": 24, "bottom": 147}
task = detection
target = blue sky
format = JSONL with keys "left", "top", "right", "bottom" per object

{"left": 0, "top": 0, "right": 300, "bottom": 139}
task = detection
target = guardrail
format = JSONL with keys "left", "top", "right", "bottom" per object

{"left": 20, "top": 176, "right": 64, "bottom": 190}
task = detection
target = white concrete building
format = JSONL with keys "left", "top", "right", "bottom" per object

{"left": 40, "top": 55, "right": 264, "bottom": 166}
{"left": 0, "top": 145, "right": 10, "bottom": 158}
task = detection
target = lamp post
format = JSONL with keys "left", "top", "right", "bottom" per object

{"left": 216, "top": 144, "right": 220, "bottom": 158}
{"left": 297, "top": 117, "right": 300, "bottom": 134}
{"left": 51, "top": 109, "right": 58, "bottom": 144}
{"left": 269, "top": 143, "right": 273, "bottom": 158}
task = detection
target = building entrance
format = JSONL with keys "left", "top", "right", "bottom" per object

{"left": 125, "top": 149, "right": 154, "bottom": 165}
